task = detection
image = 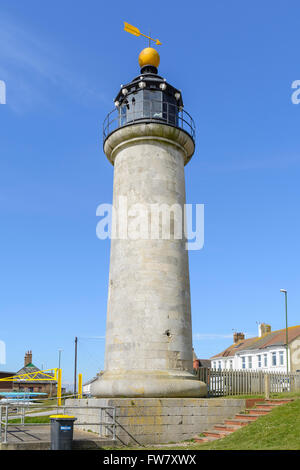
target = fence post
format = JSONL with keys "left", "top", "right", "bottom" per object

{"left": 264, "top": 374, "right": 270, "bottom": 400}
{"left": 112, "top": 407, "right": 116, "bottom": 440}
{"left": 22, "top": 405, "right": 25, "bottom": 425}
{"left": 4, "top": 406, "right": 8, "bottom": 444}
{"left": 57, "top": 368, "right": 62, "bottom": 407}
{"left": 78, "top": 373, "right": 83, "bottom": 399}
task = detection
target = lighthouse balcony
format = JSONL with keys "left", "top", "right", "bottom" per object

{"left": 103, "top": 96, "right": 195, "bottom": 145}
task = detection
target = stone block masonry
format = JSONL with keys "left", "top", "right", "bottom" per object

{"left": 92, "top": 122, "right": 206, "bottom": 399}
{"left": 65, "top": 397, "right": 246, "bottom": 445}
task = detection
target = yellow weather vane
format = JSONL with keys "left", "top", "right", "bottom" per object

{"left": 124, "top": 22, "right": 162, "bottom": 46}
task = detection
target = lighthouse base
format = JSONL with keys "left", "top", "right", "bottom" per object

{"left": 90, "top": 369, "right": 207, "bottom": 398}
{"left": 65, "top": 397, "right": 246, "bottom": 445}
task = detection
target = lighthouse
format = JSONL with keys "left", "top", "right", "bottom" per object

{"left": 91, "top": 46, "right": 206, "bottom": 398}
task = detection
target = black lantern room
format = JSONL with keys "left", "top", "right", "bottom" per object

{"left": 103, "top": 48, "right": 195, "bottom": 144}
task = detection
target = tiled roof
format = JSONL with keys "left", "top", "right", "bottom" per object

{"left": 211, "top": 337, "right": 258, "bottom": 359}
{"left": 247, "top": 325, "right": 300, "bottom": 350}
{"left": 198, "top": 359, "right": 212, "bottom": 368}
{"left": 14, "top": 364, "right": 55, "bottom": 383}
{"left": 210, "top": 325, "right": 300, "bottom": 359}
{"left": 83, "top": 376, "right": 98, "bottom": 386}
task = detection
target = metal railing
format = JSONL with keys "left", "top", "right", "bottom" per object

{"left": 194, "top": 367, "right": 300, "bottom": 396}
{"left": 103, "top": 98, "right": 196, "bottom": 142}
{"left": 0, "top": 397, "right": 116, "bottom": 444}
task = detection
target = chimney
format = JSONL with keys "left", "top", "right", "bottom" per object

{"left": 233, "top": 332, "right": 245, "bottom": 344}
{"left": 24, "top": 350, "right": 32, "bottom": 366}
{"left": 258, "top": 323, "right": 271, "bottom": 337}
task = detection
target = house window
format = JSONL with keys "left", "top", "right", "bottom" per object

{"left": 258, "top": 355, "right": 262, "bottom": 368}
{"left": 242, "top": 357, "right": 246, "bottom": 369}
{"left": 218, "top": 361, "right": 221, "bottom": 370}
{"left": 272, "top": 352, "right": 277, "bottom": 366}
{"left": 279, "top": 351, "right": 284, "bottom": 365}
{"left": 264, "top": 354, "right": 268, "bottom": 367}
{"left": 248, "top": 356, "right": 252, "bottom": 369}
{"left": 230, "top": 360, "right": 233, "bottom": 369}
{"left": 213, "top": 361, "right": 216, "bottom": 369}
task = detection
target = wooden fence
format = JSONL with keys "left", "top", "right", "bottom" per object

{"left": 194, "top": 368, "right": 300, "bottom": 396}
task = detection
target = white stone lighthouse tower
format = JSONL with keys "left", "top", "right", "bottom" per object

{"left": 91, "top": 47, "right": 206, "bottom": 398}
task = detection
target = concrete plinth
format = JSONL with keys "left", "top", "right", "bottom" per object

{"left": 66, "top": 397, "right": 246, "bottom": 445}
{"left": 91, "top": 370, "right": 207, "bottom": 398}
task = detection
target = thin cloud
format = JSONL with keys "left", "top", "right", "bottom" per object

{"left": 0, "top": 13, "right": 108, "bottom": 113}
{"left": 193, "top": 332, "right": 256, "bottom": 340}
{"left": 193, "top": 333, "right": 232, "bottom": 340}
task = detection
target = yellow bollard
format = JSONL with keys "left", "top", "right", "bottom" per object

{"left": 57, "top": 368, "right": 62, "bottom": 407}
{"left": 78, "top": 373, "right": 83, "bottom": 399}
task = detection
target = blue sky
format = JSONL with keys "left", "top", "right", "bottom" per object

{"left": 0, "top": 1, "right": 299, "bottom": 387}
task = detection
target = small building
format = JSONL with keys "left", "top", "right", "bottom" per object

{"left": 192, "top": 348, "right": 211, "bottom": 370}
{"left": 83, "top": 372, "right": 104, "bottom": 395}
{"left": 83, "top": 377, "right": 98, "bottom": 395}
{"left": 0, "top": 371, "right": 16, "bottom": 392}
{"left": 13, "top": 351, "right": 57, "bottom": 397}
{"left": 211, "top": 324, "right": 300, "bottom": 373}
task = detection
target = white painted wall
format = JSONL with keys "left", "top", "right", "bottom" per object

{"left": 212, "top": 346, "right": 290, "bottom": 372}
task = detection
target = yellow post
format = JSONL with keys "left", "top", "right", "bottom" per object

{"left": 57, "top": 368, "right": 62, "bottom": 407}
{"left": 78, "top": 373, "right": 83, "bottom": 399}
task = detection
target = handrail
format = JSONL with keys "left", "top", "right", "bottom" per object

{"left": 0, "top": 401, "right": 117, "bottom": 443}
{"left": 103, "top": 98, "right": 196, "bottom": 142}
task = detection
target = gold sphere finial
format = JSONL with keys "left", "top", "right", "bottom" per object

{"left": 138, "top": 47, "right": 160, "bottom": 69}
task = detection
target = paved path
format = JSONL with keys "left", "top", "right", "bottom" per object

{"left": 0, "top": 425, "right": 115, "bottom": 450}
{"left": 8, "top": 410, "right": 56, "bottom": 420}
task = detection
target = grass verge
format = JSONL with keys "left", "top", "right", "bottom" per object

{"left": 8, "top": 416, "right": 50, "bottom": 424}
{"left": 156, "top": 399, "right": 300, "bottom": 450}
{"left": 227, "top": 391, "right": 300, "bottom": 400}
{"left": 192, "top": 398, "right": 300, "bottom": 450}
{"left": 105, "top": 398, "right": 300, "bottom": 451}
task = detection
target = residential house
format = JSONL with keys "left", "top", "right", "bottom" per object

{"left": 13, "top": 351, "right": 57, "bottom": 397}
{"left": 211, "top": 323, "right": 300, "bottom": 373}
{"left": 0, "top": 371, "right": 16, "bottom": 392}
{"left": 192, "top": 348, "right": 211, "bottom": 370}
{"left": 83, "top": 372, "right": 104, "bottom": 395}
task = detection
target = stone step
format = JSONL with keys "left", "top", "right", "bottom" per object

{"left": 193, "top": 435, "right": 219, "bottom": 443}
{"left": 224, "top": 419, "right": 249, "bottom": 426}
{"left": 235, "top": 414, "right": 260, "bottom": 421}
{"left": 214, "top": 424, "right": 241, "bottom": 432}
{"left": 203, "top": 430, "right": 232, "bottom": 438}
{"left": 261, "top": 402, "right": 283, "bottom": 406}
{"left": 193, "top": 399, "right": 292, "bottom": 445}
{"left": 256, "top": 403, "right": 279, "bottom": 408}
{"left": 266, "top": 399, "right": 293, "bottom": 403}
{"left": 245, "top": 408, "right": 271, "bottom": 414}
